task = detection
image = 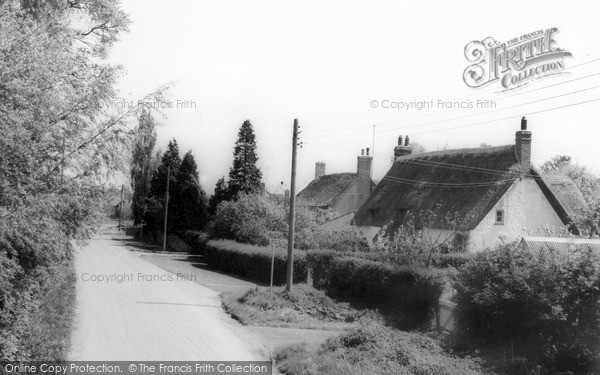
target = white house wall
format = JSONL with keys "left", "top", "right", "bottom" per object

{"left": 468, "top": 177, "right": 566, "bottom": 251}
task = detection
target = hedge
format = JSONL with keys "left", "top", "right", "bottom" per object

{"left": 178, "top": 230, "right": 209, "bottom": 255}
{"left": 306, "top": 251, "right": 447, "bottom": 330}
{"left": 203, "top": 240, "right": 307, "bottom": 285}
{"left": 453, "top": 242, "right": 600, "bottom": 371}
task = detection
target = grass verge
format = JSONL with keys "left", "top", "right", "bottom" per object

{"left": 222, "top": 284, "right": 381, "bottom": 330}
{"left": 274, "top": 325, "right": 496, "bottom": 375}
{"left": 21, "top": 260, "right": 77, "bottom": 360}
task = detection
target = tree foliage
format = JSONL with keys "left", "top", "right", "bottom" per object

{"left": 0, "top": 0, "right": 161, "bottom": 360}
{"left": 130, "top": 109, "right": 157, "bottom": 225}
{"left": 228, "top": 120, "right": 263, "bottom": 197}
{"left": 171, "top": 151, "right": 208, "bottom": 231}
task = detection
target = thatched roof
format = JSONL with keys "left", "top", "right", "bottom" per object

{"left": 354, "top": 145, "right": 587, "bottom": 233}
{"left": 538, "top": 175, "right": 588, "bottom": 220}
{"left": 297, "top": 173, "right": 359, "bottom": 208}
{"left": 354, "top": 145, "right": 522, "bottom": 230}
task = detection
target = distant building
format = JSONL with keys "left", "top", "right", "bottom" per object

{"left": 297, "top": 149, "right": 376, "bottom": 228}
{"left": 353, "top": 118, "right": 589, "bottom": 251}
{"left": 521, "top": 236, "right": 600, "bottom": 262}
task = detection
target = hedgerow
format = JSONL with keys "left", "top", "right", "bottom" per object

{"left": 305, "top": 252, "right": 447, "bottom": 330}
{"left": 203, "top": 240, "right": 307, "bottom": 285}
{"left": 453, "top": 241, "right": 600, "bottom": 372}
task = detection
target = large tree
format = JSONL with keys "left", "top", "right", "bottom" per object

{"left": 130, "top": 110, "right": 157, "bottom": 225}
{"left": 172, "top": 151, "right": 208, "bottom": 231}
{"left": 146, "top": 139, "right": 182, "bottom": 232}
{"left": 208, "top": 177, "right": 231, "bottom": 215}
{"left": 0, "top": 0, "right": 170, "bottom": 360}
{"left": 228, "top": 120, "right": 263, "bottom": 197}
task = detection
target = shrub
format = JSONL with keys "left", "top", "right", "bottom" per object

{"left": 275, "top": 325, "right": 491, "bottom": 375}
{"left": 203, "top": 240, "right": 307, "bottom": 285}
{"left": 453, "top": 241, "right": 600, "bottom": 371}
{"left": 306, "top": 252, "right": 446, "bottom": 330}
{"left": 178, "top": 230, "right": 209, "bottom": 254}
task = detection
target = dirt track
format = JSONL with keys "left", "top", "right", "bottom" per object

{"left": 69, "top": 230, "right": 267, "bottom": 361}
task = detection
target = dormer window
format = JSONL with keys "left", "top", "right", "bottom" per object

{"left": 495, "top": 209, "right": 505, "bottom": 225}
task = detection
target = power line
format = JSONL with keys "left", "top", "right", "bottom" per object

{"left": 304, "top": 84, "right": 600, "bottom": 144}
{"left": 302, "top": 58, "right": 600, "bottom": 133}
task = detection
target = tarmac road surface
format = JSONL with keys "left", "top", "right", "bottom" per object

{"left": 69, "top": 230, "right": 267, "bottom": 361}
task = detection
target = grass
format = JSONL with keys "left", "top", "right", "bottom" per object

{"left": 222, "top": 283, "right": 381, "bottom": 330}
{"left": 20, "top": 260, "right": 77, "bottom": 360}
{"left": 274, "top": 325, "right": 496, "bottom": 375}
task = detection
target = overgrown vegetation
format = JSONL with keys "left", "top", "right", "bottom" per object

{"left": 0, "top": 0, "right": 141, "bottom": 360}
{"left": 453, "top": 241, "right": 600, "bottom": 373}
{"left": 222, "top": 284, "right": 380, "bottom": 329}
{"left": 275, "top": 325, "right": 494, "bottom": 375}
{"left": 308, "top": 255, "right": 447, "bottom": 330}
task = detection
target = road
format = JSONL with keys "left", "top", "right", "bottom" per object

{"left": 69, "top": 230, "right": 267, "bottom": 361}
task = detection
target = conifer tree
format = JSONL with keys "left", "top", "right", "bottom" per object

{"left": 228, "top": 120, "right": 263, "bottom": 197}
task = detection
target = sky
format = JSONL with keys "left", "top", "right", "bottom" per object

{"left": 109, "top": 0, "right": 600, "bottom": 195}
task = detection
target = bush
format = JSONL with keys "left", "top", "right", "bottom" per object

{"left": 275, "top": 325, "right": 491, "bottom": 375}
{"left": 203, "top": 240, "right": 307, "bottom": 285}
{"left": 453, "top": 241, "right": 600, "bottom": 371}
{"left": 178, "top": 230, "right": 209, "bottom": 254}
{"left": 306, "top": 252, "right": 446, "bottom": 330}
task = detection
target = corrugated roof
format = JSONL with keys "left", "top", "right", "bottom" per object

{"left": 521, "top": 236, "right": 600, "bottom": 261}
{"left": 354, "top": 145, "right": 521, "bottom": 230}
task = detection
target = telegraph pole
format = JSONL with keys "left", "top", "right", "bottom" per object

{"left": 118, "top": 184, "right": 124, "bottom": 231}
{"left": 162, "top": 166, "right": 170, "bottom": 252}
{"left": 286, "top": 119, "right": 299, "bottom": 293}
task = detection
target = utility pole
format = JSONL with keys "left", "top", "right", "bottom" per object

{"left": 118, "top": 184, "right": 124, "bottom": 231}
{"left": 286, "top": 119, "right": 299, "bottom": 293}
{"left": 162, "top": 166, "right": 170, "bottom": 252}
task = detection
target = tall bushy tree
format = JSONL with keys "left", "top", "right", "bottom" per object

{"left": 130, "top": 110, "right": 157, "bottom": 225}
{"left": 0, "top": 0, "right": 169, "bottom": 360}
{"left": 208, "top": 177, "right": 231, "bottom": 215}
{"left": 172, "top": 151, "right": 208, "bottom": 231}
{"left": 145, "top": 139, "right": 182, "bottom": 232}
{"left": 228, "top": 120, "right": 263, "bottom": 197}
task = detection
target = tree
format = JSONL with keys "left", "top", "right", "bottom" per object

{"left": 208, "top": 177, "right": 230, "bottom": 215}
{"left": 0, "top": 0, "right": 167, "bottom": 360}
{"left": 130, "top": 110, "right": 157, "bottom": 225}
{"left": 172, "top": 151, "right": 208, "bottom": 231}
{"left": 145, "top": 139, "right": 182, "bottom": 232}
{"left": 228, "top": 120, "right": 263, "bottom": 197}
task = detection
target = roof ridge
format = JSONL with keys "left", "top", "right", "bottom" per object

{"left": 397, "top": 144, "right": 514, "bottom": 160}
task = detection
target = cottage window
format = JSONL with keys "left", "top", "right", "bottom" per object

{"left": 495, "top": 209, "right": 505, "bottom": 225}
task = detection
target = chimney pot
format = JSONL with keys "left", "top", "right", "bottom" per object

{"left": 521, "top": 116, "right": 527, "bottom": 130}
{"left": 361, "top": 149, "right": 364, "bottom": 156}
{"left": 405, "top": 136, "right": 410, "bottom": 146}
{"left": 398, "top": 135, "right": 403, "bottom": 145}
{"left": 366, "top": 147, "right": 370, "bottom": 156}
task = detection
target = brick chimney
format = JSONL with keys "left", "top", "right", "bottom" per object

{"left": 394, "top": 134, "right": 413, "bottom": 159}
{"left": 357, "top": 148, "right": 372, "bottom": 180}
{"left": 315, "top": 161, "right": 326, "bottom": 179}
{"left": 357, "top": 148, "right": 373, "bottom": 205}
{"left": 515, "top": 117, "right": 532, "bottom": 170}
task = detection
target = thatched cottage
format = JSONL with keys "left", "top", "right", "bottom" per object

{"left": 353, "top": 118, "right": 588, "bottom": 251}
{"left": 297, "top": 149, "right": 376, "bottom": 228}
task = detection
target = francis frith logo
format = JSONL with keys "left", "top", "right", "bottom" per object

{"left": 463, "top": 28, "right": 571, "bottom": 91}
